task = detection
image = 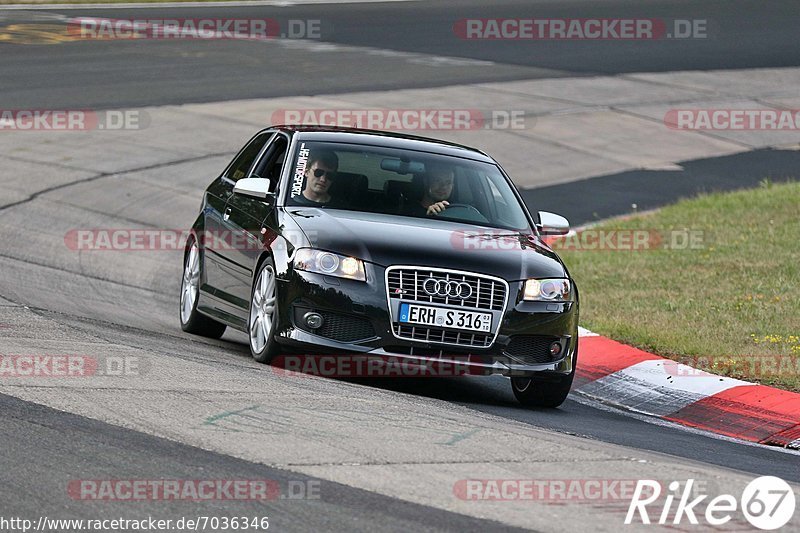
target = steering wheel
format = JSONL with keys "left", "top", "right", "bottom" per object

{"left": 438, "top": 203, "right": 489, "bottom": 223}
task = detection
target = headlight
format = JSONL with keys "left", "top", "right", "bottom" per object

{"left": 293, "top": 249, "right": 366, "bottom": 282}
{"left": 523, "top": 278, "right": 571, "bottom": 301}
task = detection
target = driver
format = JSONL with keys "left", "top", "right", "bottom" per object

{"left": 406, "top": 162, "right": 455, "bottom": 217}
{"left": 294, "top": 150, "right": 339, "bottom": 207}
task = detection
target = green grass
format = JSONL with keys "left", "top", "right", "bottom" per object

{"left": 557, "top": 181, "right": 800, "bottom": 390}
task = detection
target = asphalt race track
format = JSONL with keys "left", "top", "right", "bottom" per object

{"left": 0, "top": 1, "right": 799, "bottom": 531}
{"left": 2, "top": 0, "right": 800, "bottom": 108}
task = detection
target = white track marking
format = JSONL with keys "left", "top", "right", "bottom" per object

{"left": 578, "top": 358, "right": 755, "bottom": 417}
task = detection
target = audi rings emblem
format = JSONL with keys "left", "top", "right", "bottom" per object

{"left": 422, "top": 278, "right": 473, "bottom": 299}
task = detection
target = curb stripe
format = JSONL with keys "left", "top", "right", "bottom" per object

{"left": 578, "top": 359, "right": 752, "bottom": 417}
{"left": 574, "top": 335, "right": 660, "bottom": 387}
{"left": 575, "top": 328, "right": 800, "bottom": 448}
{"left": 665, "top": 385, "right": 800, "bottom": 444}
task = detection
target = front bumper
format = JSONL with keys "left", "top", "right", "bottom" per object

{"left": 273, "top": 263, "right": 578, "bottom": 377}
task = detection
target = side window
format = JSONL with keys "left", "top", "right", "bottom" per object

{"left": 225, "top": 132, "right": 272, "bottom": 181}
{"left": 251, "top": 135, "right": 289, "bottom": 190}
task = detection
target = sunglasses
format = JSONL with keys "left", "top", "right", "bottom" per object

{"left": 313, "top": 168, "right": 336, "bottom": 179}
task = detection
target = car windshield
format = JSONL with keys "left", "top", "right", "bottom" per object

{"left": 285, "top": 140, "right": 532, "bottom": 231}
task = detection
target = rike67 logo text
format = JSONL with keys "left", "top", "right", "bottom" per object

{"left": 626, "top": 477, "right": 795, "bottom": 530}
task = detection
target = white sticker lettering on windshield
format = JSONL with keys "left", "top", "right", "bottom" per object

{"left": 291, "top": 142, "right": 309, "bottom": 198}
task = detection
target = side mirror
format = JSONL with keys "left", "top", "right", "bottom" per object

{"left": 536, "top": 211, "right": 570, "bottom": 235}
{"left": 234, "top": 177, "right": 274, "bottom": 202}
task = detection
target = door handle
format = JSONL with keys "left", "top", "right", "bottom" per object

{"left": 223, "top": 207, "right": 231, "bottom": 221}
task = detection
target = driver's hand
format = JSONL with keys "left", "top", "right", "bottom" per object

{"left": 426, "top": 201, "right": 449, "bottom": 215}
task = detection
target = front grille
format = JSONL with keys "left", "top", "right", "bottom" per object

{"left": 386, "top": 266, "right": 508, "bottom": 348}
{"left": 387, "top": 268, "right": 506, "bottom": 311}
{"left": 504, "top": 335, "right": 562, "bottom": 365}
{"left": 306, "top": 311, "right": 376, "bottom": 343}
{"left": 394, "top": 324, "right": 493, "bottom": 348}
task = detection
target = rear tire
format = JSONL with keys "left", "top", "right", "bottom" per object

{"left": 248, "top": 259, "right": 281, "bottom": 364}
{"left": 179, "top": 238, "right": 227, "bottom": 339}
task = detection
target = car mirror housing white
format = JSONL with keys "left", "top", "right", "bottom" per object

{"left": 537, "top": 211, "right": 570, "bottom": 235}
{"left": 233, "top": 177, "right": 273, "bottom": 201}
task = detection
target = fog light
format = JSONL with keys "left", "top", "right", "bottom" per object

{"left": 549, "top": 342, "right": 562, "bottom": 357}
{"left": 304, "top": 312, "right": 324, "bottom": 329}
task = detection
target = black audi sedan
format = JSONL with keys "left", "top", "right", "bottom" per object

{"left": 180, "top": 126, "right": 579, "bottom": 407}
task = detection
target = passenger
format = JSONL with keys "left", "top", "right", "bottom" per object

{"left": 294, "top": 150, "right": 339, "bottom": 207}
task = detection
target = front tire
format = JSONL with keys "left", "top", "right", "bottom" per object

{"left": 249, "top": 259, "right": 281, "bottom": 364}
{"left": 510, "top": 374, "right": 573, "bottom": 408}
{"left": 511, "top": 342, "right": 577, "bottom": 408}
{"left": 180, "top": 239, "right": 227, "bottom": 339}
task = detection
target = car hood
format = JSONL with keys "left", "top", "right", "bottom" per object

{"left": 285, "top": 208, "right": 567, "bottom": 281}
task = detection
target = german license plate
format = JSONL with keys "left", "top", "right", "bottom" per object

{"left": 398, "top": 303, "right": 491, "bottom": 333}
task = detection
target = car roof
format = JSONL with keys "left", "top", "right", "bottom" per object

{"left": 270, "top": 125, "right": 496, "bottom": 163}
